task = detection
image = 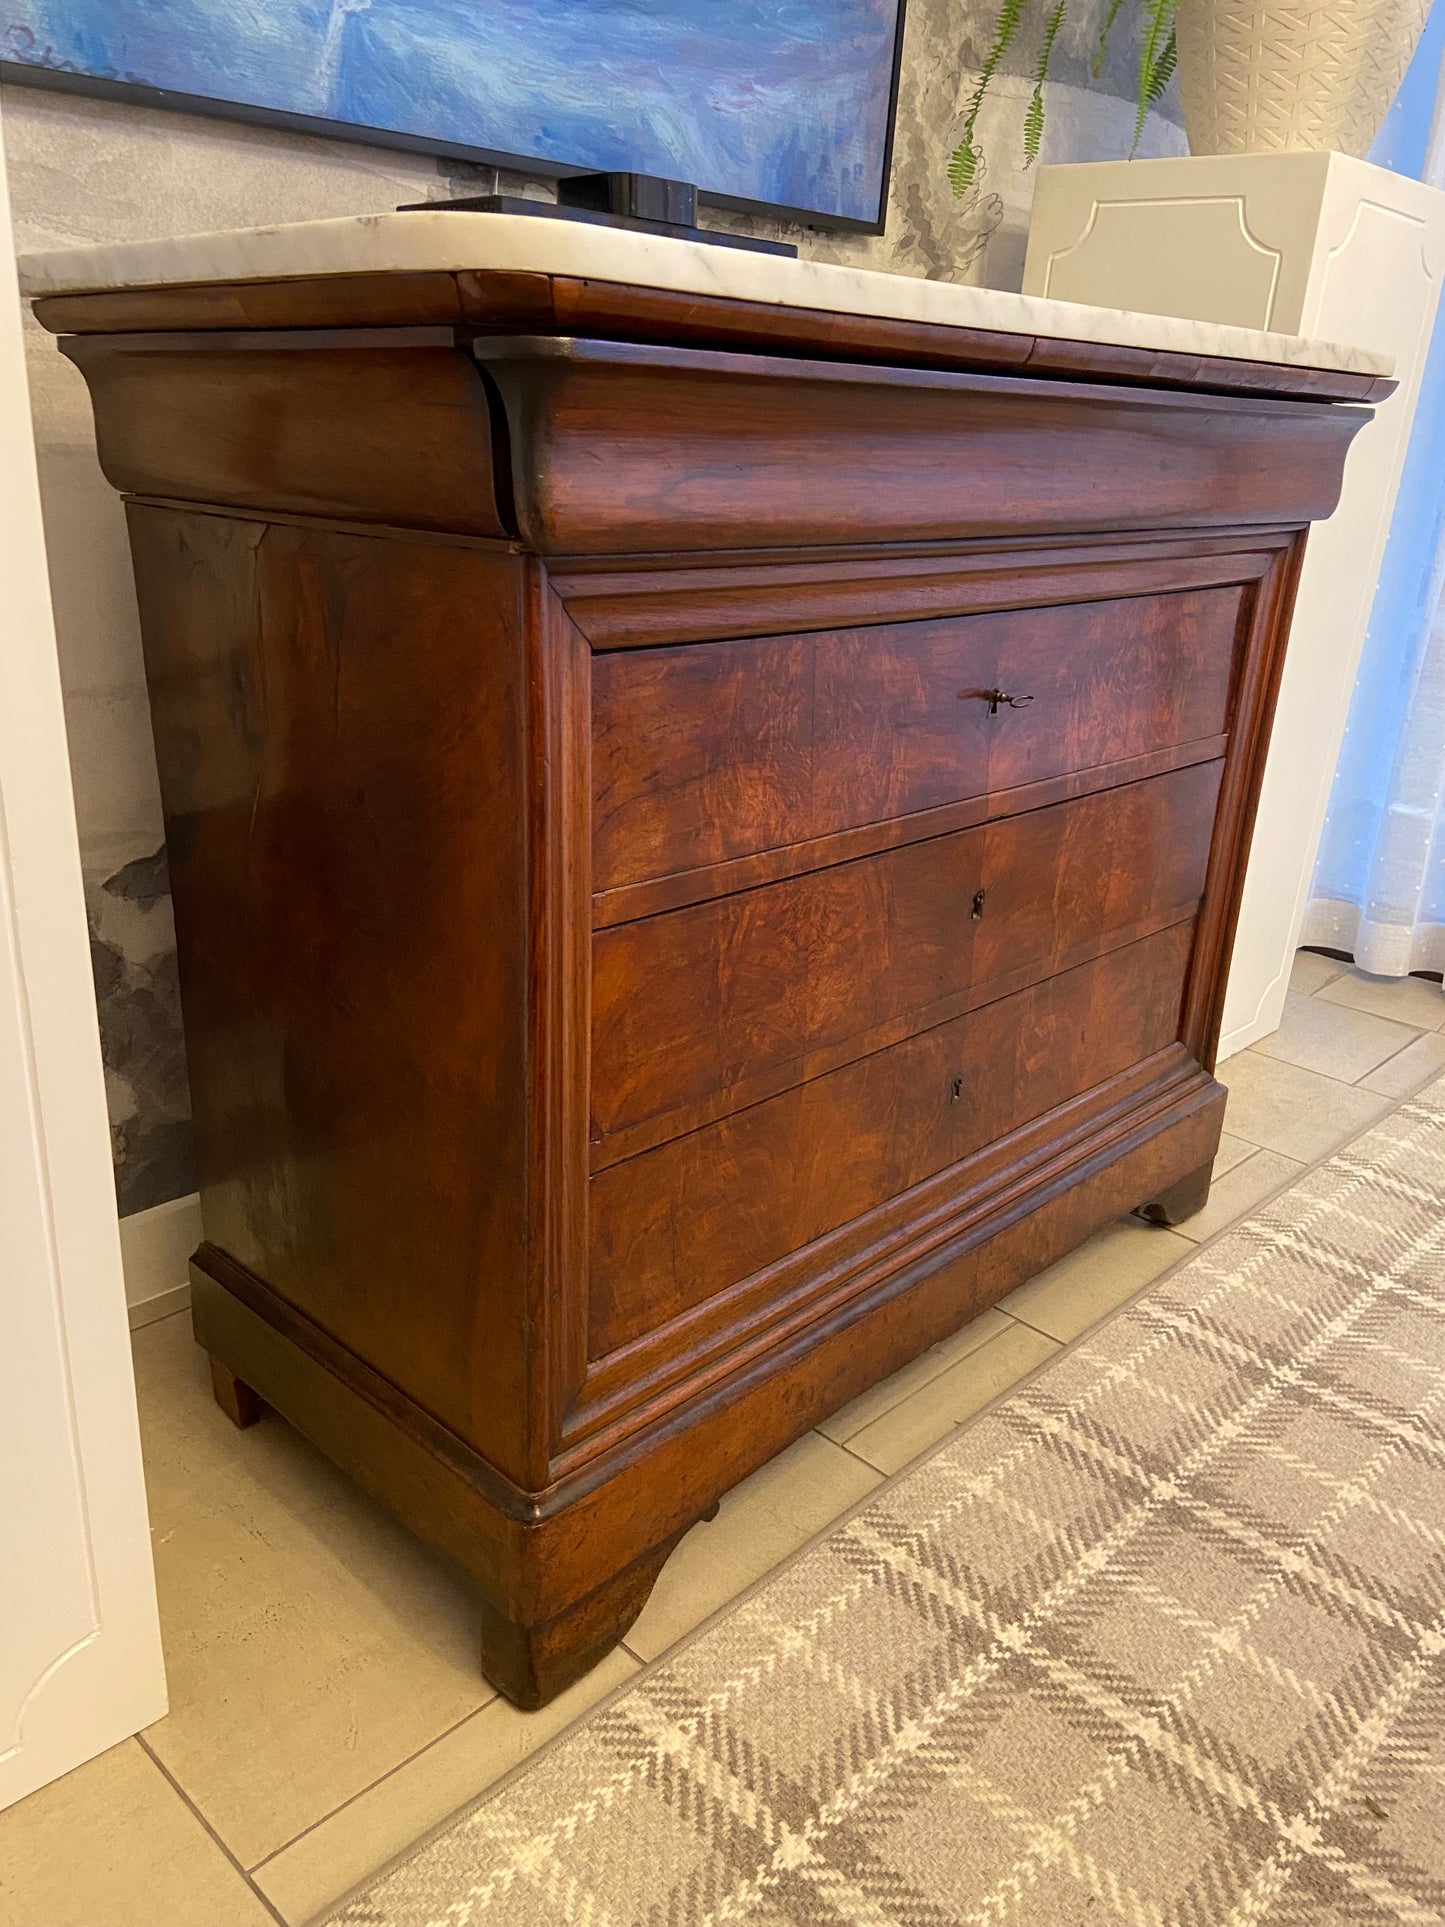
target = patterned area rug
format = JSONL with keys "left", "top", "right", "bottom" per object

{"left": 328, "top": 1080, "right": 1445, "bottom": 1926}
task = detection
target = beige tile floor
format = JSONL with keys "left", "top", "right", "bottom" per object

{"left": 3, "top": 951, "right": 1441, "bottom": 1927}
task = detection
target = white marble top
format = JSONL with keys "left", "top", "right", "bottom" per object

{"left": 19, "top": 209, "right": 1393, "bottom": 378}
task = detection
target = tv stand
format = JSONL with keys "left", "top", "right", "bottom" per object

{"left": 403, "top": 168, "right": 797, "bottom": 256}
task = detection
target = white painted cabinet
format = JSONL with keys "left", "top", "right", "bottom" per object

{"left": 0, "top": 106, "right": 165, "bottom": 1814}
{"left": 1024, "top": 152, "right": 1445, "bottom": 1057}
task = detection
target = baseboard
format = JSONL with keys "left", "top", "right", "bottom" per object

{"left": 1217, "top": 954, "right": 1292, "bottom": 1063}
{"left": 120, "top": 1192, "right": 201, "bottom": 1328}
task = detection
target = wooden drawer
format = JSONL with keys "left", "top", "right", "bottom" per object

{"left": 591, "top": 758, "right": 1221, "bottom": 1163}
{"left": 592, "top": 587, "right": 1241, "bottom": 898}
{"left": 590, "top": 921, "right": 1195, "bottom": 1357}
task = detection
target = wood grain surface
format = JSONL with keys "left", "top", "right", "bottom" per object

{"left": 589, "top": 923, "right": 1196, "bottom": 1357}
{"left": 592, "top": 590, "right": 1241, "bottom": 892}
{"left": 591, "top": 762, "right": 1221, "bottom": 1161}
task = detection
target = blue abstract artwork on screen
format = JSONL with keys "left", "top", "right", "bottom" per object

{"left": 0, "top": 0, "right": 903, "bottom": 225}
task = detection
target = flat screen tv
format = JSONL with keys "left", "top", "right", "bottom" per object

{"left": 0, "top": 1, "right": 907, "bottom": 231}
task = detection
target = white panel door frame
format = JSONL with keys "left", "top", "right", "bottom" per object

{"left": 0, "top": 100, "right": 166, "bottom": 1813}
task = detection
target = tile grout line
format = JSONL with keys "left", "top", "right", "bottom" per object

{"left": 181, "top": 1074, "right": 1382, "bottom": 1881}
{"left": 136, "top": 1734, "right": 290, "bottom": 1927}
{"left": 129, "top": 1297, "right": 193, "bottom": 1334}
{"left": 245, "top": 1698, "right": 502, "bottom": 1876}
{"left": 1235, "top": 1045, "right": 1408, "bottom": 1096}
{"left": 721, "top": 1135, "right": 1315, "bottom": 1474}
{"left": 816, "top": 1315, "right": 1028, "bottom": 1447}
{"left": 809, "top": 1067, "right": 1384, "bottom": 1432}
{"left": 1351, "top": 1025, "right": 1435, "bottom": 1087}
{"left": 833, "top": 1434, "right": 892, "bottom": 1477}
{"left": 826, "top": 1314, "right": 1064, "bottom": 1444}
{"left": 1168, "top": 1147, "right": 1304, "bottom": 1245}
{"left": 134, "top": 1324, "right": 1032, "bottom": 1887}
{"left": 1242, "top": 949, "right": 1436, "bottom": 1089}
{"left": 1207, "top": 1143, "right": 1263, "bottom": 1180}
{"left": 1001, "top": 1310, "right": 1072, "bottom": 1345}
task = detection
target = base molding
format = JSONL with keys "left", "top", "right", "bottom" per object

{"left": 190, "top": 1073, "right": 1223, "bottom": 1706}
{"left": 567, "top": 1046, "right": 1218, "bottom": 1457}
{"left": 120, "top": 1192, "right": 201, "bottom": 1327}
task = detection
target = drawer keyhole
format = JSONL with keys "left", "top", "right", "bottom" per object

{"left": 970, "top": 889, "right": 986, "bottom": 921}
{"left": 949, "top": 1076, "right": 964, "bottom": 1103}
{"left": 986, "top": 688, "right": 1035, "bottom": 716}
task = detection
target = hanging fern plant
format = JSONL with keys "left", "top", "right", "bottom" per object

{"left": 949, "top": 0, "right": 1179, "bottom": 195}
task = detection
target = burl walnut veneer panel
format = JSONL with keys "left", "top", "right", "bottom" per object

{"left": 52, "top": 282, "right": 1367, "bottom": 1708}
{"left": 591, "top": 762, "right": 1221, "bottom": 1161}
{"left": 591, "top": 589, "right": 1242, "bottom": 894}
{"left": 589, "top": 922, "right": 1197, "bottom": 1359}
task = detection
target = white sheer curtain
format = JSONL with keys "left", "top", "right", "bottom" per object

{"left": 1302, "top": 468, "right": 1445, "bottom": 976}
{"left": 1300, "top": 36, "right": 1445, "bottom": 981}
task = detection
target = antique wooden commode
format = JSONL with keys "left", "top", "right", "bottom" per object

{"left": 28, "top": 215, "right": 1388, "bottom": 1705}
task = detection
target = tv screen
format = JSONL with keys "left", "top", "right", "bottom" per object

{"left": 0, "top": 1, "right": 907, "bottom": 230}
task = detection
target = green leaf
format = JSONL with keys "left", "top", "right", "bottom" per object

{"left": 1092, "top": 0, "right": 1127, "bottom": 78}
{"left": 1023, "top": 88, "right": 1045, "bottom": 164}
{"left": 980, "top": 0, "right": 1032, "bottom": 82}
{"left": 1025, "top": 0, "right": 1068, "bottom": 166}
{"left": 1148, "top": 27, "right": 1178, "bottom": 100}
{"left": 950, "top": 0, "right": 1033, "bottom": 197}
{"left": 1131, "top": 0, "right": 1178, "bottom": 155}
{"left": 948, "top": 137, "right": 981, "bottom": 193}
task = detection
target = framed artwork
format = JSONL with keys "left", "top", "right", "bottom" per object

{"left": 0, "top": 0, "right": 907, "bottom": 229}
